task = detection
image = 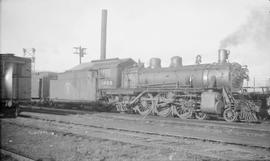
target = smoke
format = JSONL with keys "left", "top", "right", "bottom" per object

{"left": 220, "top": 9, "right": 270, "bottom": 50}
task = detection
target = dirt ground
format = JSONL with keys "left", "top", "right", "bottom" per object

{"left": 1, "top": 121, "right": 216, "bottom": 161}
{"left": 1, "top": 112, "right": 270, "bottom": 161}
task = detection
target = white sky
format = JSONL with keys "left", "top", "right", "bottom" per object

{"left": 0, "top": 0, "right": 269, "bottom": 85}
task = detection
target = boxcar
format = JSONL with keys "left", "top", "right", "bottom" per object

{"left": 0, "top": 54, "right": 31, "bottom": 117}
{"left": 31, "top": 71, "right": 57, "bottom": 102}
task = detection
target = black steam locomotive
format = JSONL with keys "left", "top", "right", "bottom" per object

{"left": 1, "top": 50, "right": 269, "bottom": 121}
{"left": 98, "top": 49, "right": 261, "bottom": 122}
{"left": 48, "top": 49, "right": 267, "bottom": 122}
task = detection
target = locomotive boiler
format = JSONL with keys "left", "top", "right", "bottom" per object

{"left": 103, "top": 49, "right": 258, "bottom": 122}
{"left": 122, "top": 49, "right": 248, "bottom": 92}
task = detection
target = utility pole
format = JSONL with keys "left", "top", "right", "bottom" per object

{"left": 73, "top": 46, "right": 86, "bottom": 64}
{"left": 23, "top": 48, "right": 36, "bottom": 72}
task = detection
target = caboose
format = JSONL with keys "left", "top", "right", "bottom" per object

{"left": 0, "top": 54, "right": 31, "bottom": 117}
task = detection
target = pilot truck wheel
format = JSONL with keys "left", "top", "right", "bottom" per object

{"left": 223, "top": 108, "right": 238, "bottom": 122}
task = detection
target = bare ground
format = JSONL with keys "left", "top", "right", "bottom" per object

{"left": 1, "top": 121, "right": 215, "bottom": 161}
{"left": 1, "top": 112, "right": 270, "bottom": 161}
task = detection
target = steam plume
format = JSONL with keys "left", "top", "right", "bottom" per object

{"left": 220, "top": 9, "right": 270, "bottom": 50}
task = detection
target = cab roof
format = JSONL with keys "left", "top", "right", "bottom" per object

{"left": 68, "top": 58, "right": 136, "bottom": 71}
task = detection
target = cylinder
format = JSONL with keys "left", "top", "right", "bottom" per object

{"left": 170, "top": 56, "right": 182, "bottom": 67}
{"left": 201, "top": 91, "right": 224, "bottom": 114}
{"left": 218, "top": 49, "right": 230, "bottom": 64}
{"left": 100, "top": 9, "right": 107, "bottom": 60}
{"left": 149, "top": 58, "right": 161, "bottom": 69}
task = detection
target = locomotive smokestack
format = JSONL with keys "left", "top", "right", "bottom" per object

{"left": 218, "top": 49, "right": 230, "bottom": 64}
{"left": 100, "top": 9, "right": 107, "bottom": 60}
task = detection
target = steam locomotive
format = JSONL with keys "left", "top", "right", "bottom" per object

{"left": 48, "top": 49, "right": 265, "bottom": 122}
{"left": 1, "top": 50, "right": 268, "bottom": 121}
{"left": 99, "top": 49, "right": 262, "bottom": 122}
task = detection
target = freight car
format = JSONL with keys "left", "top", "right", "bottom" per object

{"left": 49, "top": 49, "right": 266, "bottom": 122}
{"left": 31, "top": 71, "right": 57, "bottom": 104}
{"left": 0, "top": 54, "right": 31, "bottom": 117}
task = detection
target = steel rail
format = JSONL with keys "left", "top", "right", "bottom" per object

{"left": 20, "top": 105, "right": 270, "bottom": 133}
{"left": 0, "top": 148, "right": 34, "bottom": 161}
{"left": 16, "top": 112, "right": 270, "bottom": 150}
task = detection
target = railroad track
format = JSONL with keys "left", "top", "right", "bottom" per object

{"left": 2, "top": 111, "right": 270, "bottom": 160}
{"left": 18, "top": 110, "right": 270, "bottom": 150}
{"left": 21, "top": 105, "right": 270, "bottom": 133}
{"left": 1, "top": 148, "right": 34, "bottom": 161}
{"left": 1, "top": 119, "right": 223, "bottom": 160}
